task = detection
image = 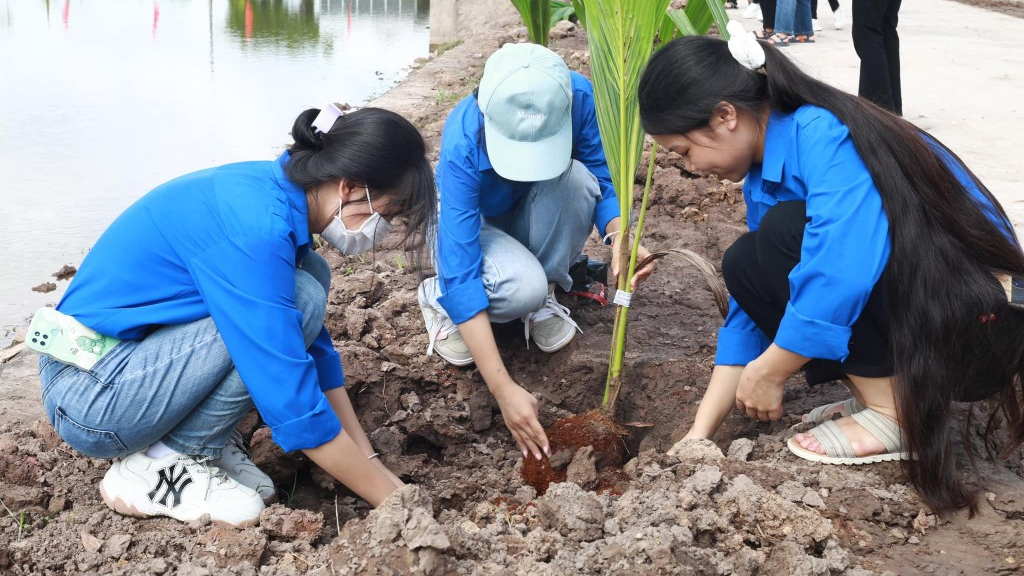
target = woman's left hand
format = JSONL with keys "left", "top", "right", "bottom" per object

{"left": 734, "top": 345, "right": 809, "bottom": 421}
{"left": 735, "top": 358, "right": 787, "bottom": 421}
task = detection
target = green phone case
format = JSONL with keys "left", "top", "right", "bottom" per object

{"left": 25, "top": 308, "right": 121, "bottom": 370}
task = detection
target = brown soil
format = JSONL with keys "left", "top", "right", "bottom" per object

{"left": 521, "top": 409, "right": 628, "bottom": 495}
{"left": 3, "top": 1, "right": 1024, "bottom": 574}
{"left": 952, "top": 0, "right": 1024, "bottom": 19}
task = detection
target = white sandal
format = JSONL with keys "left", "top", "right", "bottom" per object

{"left": 788, "top": 408, "right": 910, "bottom": 465}
{"left": 802, "top": 397, "right": 865, "bottom": 424}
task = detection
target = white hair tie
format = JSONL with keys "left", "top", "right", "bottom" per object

{"left": 312, "top": 103, "right": 344, "bottom": 134}
{"left": 726, "top": 21, "right": 766, "bottom": 71}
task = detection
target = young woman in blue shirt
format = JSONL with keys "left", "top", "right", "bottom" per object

{"left": 636, "top": 24, "right": 1024, "bottom": 514}
{"left": 418, "top": 43, "right": 657, "bottom": 462}
{"left": 37, "top": 106, "right": 435, "bottom": 526}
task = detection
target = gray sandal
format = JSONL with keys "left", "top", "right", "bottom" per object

{"left": 802, "top": 397, "right": 865, "bottom": 424}
{"left": 788, "top": 408, "right": 910, "bottom": 465}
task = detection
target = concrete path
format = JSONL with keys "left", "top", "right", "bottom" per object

{"left": 731, "top": 0, "right": 1024, "bottom": 229}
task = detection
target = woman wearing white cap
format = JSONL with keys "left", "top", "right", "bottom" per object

{"left": 32, "top": 106, "right": 435, "bottom": 527}
{"left": 417, "top": 43, "right": 657, "bottom": 461}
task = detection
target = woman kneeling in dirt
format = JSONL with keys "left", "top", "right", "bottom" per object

{"left": 33, "top": 106, "right": 434, "bottom": 526}
{"left": 636, "top": 24, "right": 1024, "bottom": 514}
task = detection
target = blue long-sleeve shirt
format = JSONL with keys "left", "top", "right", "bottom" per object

{"left": 57, "top": 152, "right": 343, "bottom": 453}
{"left": 434, "top": 71, "right": 619, "bottom": 324}
{"left": 716, "top": 105, "right": 1008, "bottom": 365}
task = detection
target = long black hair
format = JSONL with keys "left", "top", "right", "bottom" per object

{"left": 638, "top": 36, "right": 1024, "bottom": 515}
{"left": 286, "top": 106, "right": 436, "bottom": 253}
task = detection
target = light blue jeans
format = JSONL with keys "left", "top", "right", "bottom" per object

{"left": 422, "top": 160, "right": 602, "bottom": 323}
{"left": 776, "top": 0, "right": 814, "bottom": 36}
{"left": 38, "top": 251, "right": 331, "bottom": 459}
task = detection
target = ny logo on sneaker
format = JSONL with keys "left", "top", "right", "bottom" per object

{"left": 147, "top": 463, "right": 194, "bottom": 508}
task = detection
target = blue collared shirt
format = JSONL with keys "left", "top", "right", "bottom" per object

{"left": 58, "top": 152, "right": 343, "bottom": 453}
{"left": 434, "top": 71, "right": 618, "bottom": 324}
{"left": 716, "top": 105, "right": 1009, "bottom": 365}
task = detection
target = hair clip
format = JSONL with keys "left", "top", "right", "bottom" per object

{"left": 312, "top": 103, "right": 344, "bottom": 134}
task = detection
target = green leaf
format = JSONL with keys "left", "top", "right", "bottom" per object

{"left": 551, "top": 0, "right": 575, "bottom": 22}
{"left": 665, "top": 9, "right": 698, "bottom": 38}
{"left": 679, "top": 0, "right": 731, "bottom": 37}
{"left": 510, "top": 0, "right": 553, "bottom": 46}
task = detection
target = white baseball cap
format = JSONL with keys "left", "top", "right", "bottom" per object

{"left": 477, "top": 43, "right": 573, "bottom": 182}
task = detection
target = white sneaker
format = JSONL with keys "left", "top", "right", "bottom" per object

{"left": 211, "top": 431, "right": 277, "bottom": 504}
{"left": 833, "top": 7, "right": 844, "bottom": 29}
{"left": 742, "top": 2, "right": 762, "bottom": 20}
{"left": 812, "top": 19, "right": 823, "bottom": 31}
{"left": 522, "top": 285, "right": 581, "bottom": 353}
{"left": 99, "top": 451, "right": 264, "bottom": 527}
{"left": 418, "top": 281, "right": 473, "bottom": 366}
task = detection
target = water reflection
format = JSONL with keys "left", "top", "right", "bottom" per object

{"left": 0, "top": 0, "right": 431, "bottom": 339}
{"left": 225, "top": 0, "right": 320, "bottom": 48}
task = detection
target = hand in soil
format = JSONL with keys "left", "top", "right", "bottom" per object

{"left": 493, "top": 383, "right": 549, "bottom": 460}
{"left": 735, "top": 358, "right": 786, "bottom": 421}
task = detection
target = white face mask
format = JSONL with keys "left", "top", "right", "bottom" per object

{"left": 320, "top": 184, "right": 394, "bottom": 255}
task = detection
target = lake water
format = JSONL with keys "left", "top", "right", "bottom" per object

{"left": 0, "top": 0, "right": 432, "bottom": 343}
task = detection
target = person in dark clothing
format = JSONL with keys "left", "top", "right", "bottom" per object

{"left": 852, "top": 0, "right": 902, "bottom": 115}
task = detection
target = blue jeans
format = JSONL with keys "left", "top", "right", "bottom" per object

{"left": 776, "top": 0, "right": 813, "bottom": 35}
{"left": 38, "top": 252, "right": 331, "bottom": 459}
{"left": 423, "top": 160, "right": 602, "bottom": 323}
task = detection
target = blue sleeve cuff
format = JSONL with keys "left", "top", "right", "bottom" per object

{"left": 595, "top": 196, "right": 621, "bottom": 240}
{"left": 314, "top": 350, "right": 345, "bottom": 392}
{"left": 775, "top": 302, "right": 852, "bottom": 361}
{"left": 437, "top": 279, "right": 491, "bottom": 324}
{"left": 269, "top": 395, "right": 342, "bottom": 453}
{"left": 715, "top": 326, "right": 771, "bottom": 365}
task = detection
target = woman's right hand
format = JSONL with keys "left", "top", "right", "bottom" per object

{"left": 493, "top": 383, "right": 549, "bottom": 461}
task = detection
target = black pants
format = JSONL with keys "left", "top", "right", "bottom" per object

{"left": 852, "top": 0, "right": 902, "bottom": 115}
{"left": 721, "top": 202, "right": 894, "bottom": 384}
{"left": 811, "top": 0, "right": 840, "bottom": 18}
{"left": 761, "top": 0, "right": 778, "bottom": 32}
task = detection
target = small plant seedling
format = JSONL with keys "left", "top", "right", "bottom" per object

{"left": 395, "top": 254, "right": 405, "bottom": 271}
{"left": 1, "top": 498, "right": 29, "bottom": 541}
{"left": 278, "top": 471, "right": 300, "bottom": 506}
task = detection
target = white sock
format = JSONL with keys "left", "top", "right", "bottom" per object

{"left": 145, "top": 440, "right": 179, "bottom": 459}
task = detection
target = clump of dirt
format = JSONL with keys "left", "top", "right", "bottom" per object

{"left": 4, "top": 1, "right": 1024, "bottom": 574}
{"left": 30, "top": 283, "right": 55, "bottom": 294}
{"left": 51, "top": 265, "right": 77, "bottom": 281}
{"left": 521, "top": 409, "right": 628, "bottom": 495}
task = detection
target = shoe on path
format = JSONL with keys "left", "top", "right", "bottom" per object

{"left": 742, "top": 2, "right": 763, "bottom": 20}
{"left": 418, "top": 281, "right": 473, "bottom": 366}
{"left": 100, "top": 451, "right": 264, "bottom": 527}
{"left": 787, "top": 408, "right": 910, "bottom": 465}
{"left": 833, "top": 7, "right": 845, "bottom": 29}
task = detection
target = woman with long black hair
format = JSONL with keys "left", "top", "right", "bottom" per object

{"left": 31, "top": 105, "right": 436, "bottom": 526}
{"left": 637, "top": 23, "right": 1024, "bottom": 514}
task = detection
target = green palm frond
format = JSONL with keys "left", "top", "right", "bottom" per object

{"left": 510, "top": 0, "right": 553, "bottom": 46}
{"left": 575, "top": 0, "right": 671, "bottom": 221}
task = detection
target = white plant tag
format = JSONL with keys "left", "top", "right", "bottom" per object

{"left": 612, "top": 290, "right": 633, "bottom": 308}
